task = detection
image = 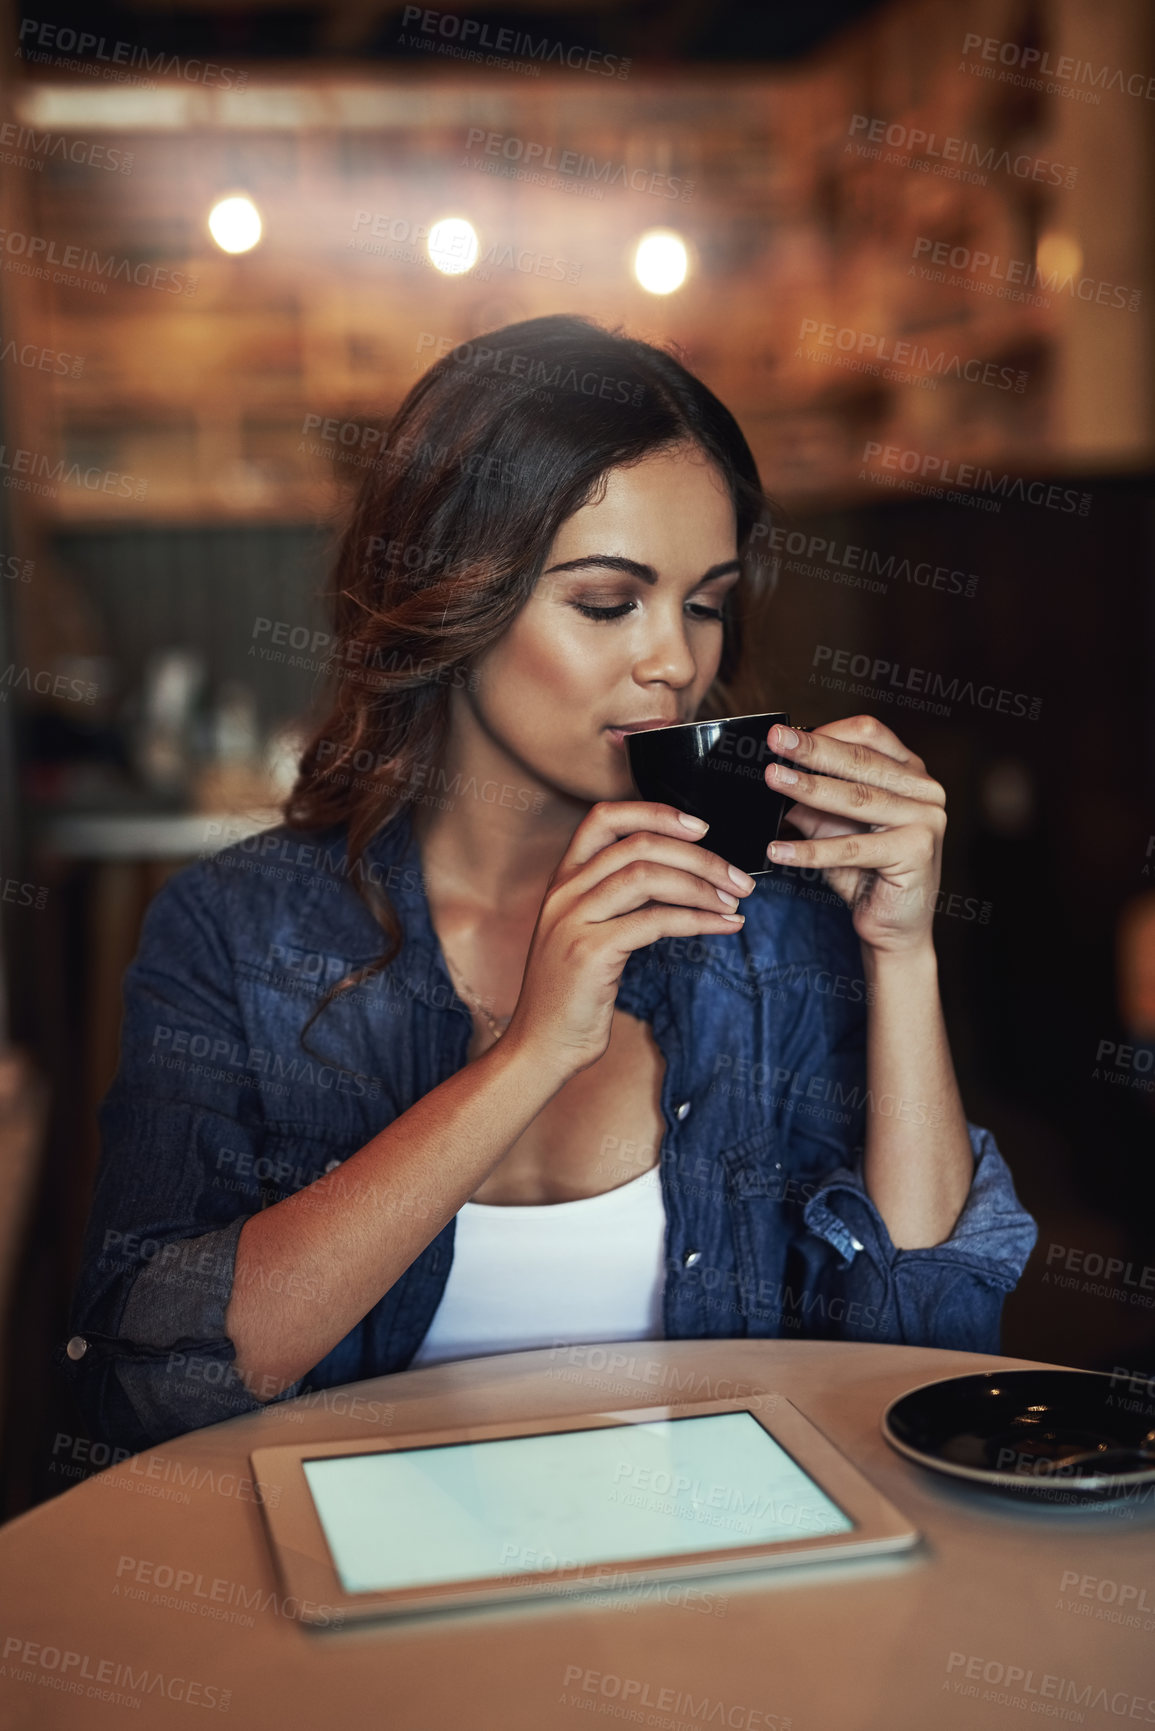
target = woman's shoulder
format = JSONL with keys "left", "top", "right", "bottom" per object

{"left": 202, "top": 816, "right": 351, "bottom": 893}
{"left": 151, "top": 813, "right": 425, "bottom": 970}
{"left": 173, "top": 815, "right": 344, "bottom": 890}
{"left": 142, "top": 818, "right": 357, "bottom": 957}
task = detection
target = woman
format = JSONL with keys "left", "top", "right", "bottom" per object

{"left": 62, "top": 315, "right": 1037, "bottom": 1452}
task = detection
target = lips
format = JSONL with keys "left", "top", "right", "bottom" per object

{"left": 606, "top": 718, "right": 678, "bottom": 733}
{"left": 605, "top": 717, "right": 679, "bottom": 751}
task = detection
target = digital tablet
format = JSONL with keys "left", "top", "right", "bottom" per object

{"left": 250, "top": 1394, "right": 919, "bottom": 1623}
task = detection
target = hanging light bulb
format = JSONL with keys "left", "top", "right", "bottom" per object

{"left": 427, "top": 216, "right": 480, "bottom": 276}
{"left": 632, "top": 229, "right": 689, "bottom": 295}
{"left": 208, "top": 194, "right": 262, "bottom": 254}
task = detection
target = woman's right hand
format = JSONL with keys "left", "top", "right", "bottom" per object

{"left": 503, "top": 802, "right": 755, "bottom": 1079}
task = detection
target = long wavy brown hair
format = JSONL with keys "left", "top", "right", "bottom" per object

{"left": 282, "top": 313, "right": 779, "bottom": 1059}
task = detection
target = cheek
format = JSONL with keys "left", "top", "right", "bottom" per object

{"left": 691, "top": 636, "right": 724, "bottom": 696}
{"left": 499, "top": 618, "right": 607, "bottom": 698}
{"left": 474, "top": 623, "right": 593, "bottom": 742}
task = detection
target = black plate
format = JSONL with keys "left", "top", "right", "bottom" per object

{"left": 882, "top": 1369, "right": 1155, "bottom": 1502}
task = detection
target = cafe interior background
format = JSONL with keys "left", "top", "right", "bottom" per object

{"left": 0, "top": 0, "right": 1151, "bottom": 1519}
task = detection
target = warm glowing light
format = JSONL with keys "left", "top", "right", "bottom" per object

{"left": 1035, "top": 231, "right": 1082, "bottom": 280}
{"left": 427, "top": 216, "right": 479, "bottom": 276}
{"left": 632, "top": 230, "right": 689, "bottom": 295}
{"left": 208, "top": 195, "right": 262, "bottom": 254}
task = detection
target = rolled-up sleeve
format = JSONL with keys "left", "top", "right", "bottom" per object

{"left": 802, "top": 1122, "right": 1038, "bottom": 1352}
{"left": 57, "top": 862, "right": 304, "bottom": 1455}
{"left": 770, "top": 881, "right": 1038, "bottom": 1353}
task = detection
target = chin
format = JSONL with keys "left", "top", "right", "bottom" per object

{"left": 597, "top": 773, "right": 640, "bottom": 808}
{"left": 522, "top": 729, "right": 640, "bottom": 809}
{"left": 538, "top": 762, "right": 634, "bottom": 810}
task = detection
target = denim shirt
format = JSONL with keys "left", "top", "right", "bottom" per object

{"left": 60, "top": 804, "right": 1038, "bottom": 1454}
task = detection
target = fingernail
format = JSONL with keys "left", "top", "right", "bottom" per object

{"left": 728, "top": 865, "right": 755, "bottom": 890}
{"left": 677, "top": 812, "right": 709, "bottom": 833}
{"left": 769, "top": 841, "right": 796, "bottom": 860}
{"left": 720, "top": 913, "right": 745, "bottom": 923}
{"left": 772, "top": 725, "right": 799, "bottom": 749}
{"left": 716, "top": 887, "right": 739, "bottom": 907}
{"left": 769, "top": 762, "right": 798, "bottom": 784}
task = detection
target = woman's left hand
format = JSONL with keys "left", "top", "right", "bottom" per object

{"left": 764, "top": 714, "right": 946, "bottom": 956}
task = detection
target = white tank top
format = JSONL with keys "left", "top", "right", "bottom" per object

{"left": 409, "top": 1163, "right": 667, "bottom": 1368}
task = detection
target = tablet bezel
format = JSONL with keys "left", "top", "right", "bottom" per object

{"left": 250, "top": 1393, "right": 919, "bottom": 1624}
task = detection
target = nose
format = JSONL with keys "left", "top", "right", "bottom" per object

{"left": 631, "top": 603, "right": 699, "bottom": 690}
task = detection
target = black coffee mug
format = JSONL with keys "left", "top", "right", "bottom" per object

{"left": 625, "top": 711, "right": 808, "bottom": 877}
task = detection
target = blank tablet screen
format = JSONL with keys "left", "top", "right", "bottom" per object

{"left": 301, "top": 1410, "right": 854, "bottom": 1595}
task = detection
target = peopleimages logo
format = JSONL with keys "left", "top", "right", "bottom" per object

{"left": 0, "top": 443, "right": 147, "bottom": 503}
{"left": 961, "top": 31, "right": 1155, "bottom": 102}
{"left": 0, "top": 226, "right": 197, "bottom": 296}
{"left": 861, "top": 440, "right": 1092, "bottom": 517}
{"left": 113, "top": 1553, "right": 345, "bottom": 1629}
{"left": 811, "top": 644, "right": 1043, "bottom": 721}
{"left": 911, "top": 235, "right": 1141, "bottom": 311}
{"left": 463, "top": 129, "right": 693, "bottom": 201}
{"left": 559, "top": 1665, "right": 789, "bottom": 1728}
{"left": 0, "top": 124, "right": 134, "bottom": 176}
{"left": 944, "top": 1650, "right": 1155, "bottom": 1720}
{"left": 0, "top": 661, "right": 99, "bottom": 703}
{"left": 398, "top": 6, "right": 630, "bottom": 77}
{"left": 748, "top": 522, "right": 979, "bottom": 600}
{"left": 847, "top": 114, "right": 1076, "bottom": 187}
{"left": 1044, "top": 1241, "right": 1155, "bottom": 1305}
{"left": 16, "top": 17, "right": 249, "bottom": 88}
{"left": 0, "top": 1635, "right": 232, "bottom": 1713}
{"left": 797, "top": 318, "right": 1027, "bottom": 393}
{"left": 348, "top": 209, "right": 581, "bottom": 285}
{"left": 416, "top": 331, "right": 646, "bottom": 405}
{"left": 0, "top": 338, "right": 85, "bottom": 377}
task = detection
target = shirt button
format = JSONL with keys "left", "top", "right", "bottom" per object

{"left": 683, "top": 1250, "right": 701, "bottom": 1267}
{"left": 674, "top": 1100, "right": 691, "bottom": 1121}
{"left": 324, "top": 1159, "right": 341, "bottom": 1173}
{"left": 66, "top": 1335, "right": 88, "bottom": 1361}
{"left": 850, "top": 1236, "right": 864, "bottom": 1252}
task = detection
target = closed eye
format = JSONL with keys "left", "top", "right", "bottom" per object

{"left": 574, "top": 601, "right": 726, "bottom": 623}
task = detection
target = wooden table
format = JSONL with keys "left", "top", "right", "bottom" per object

{"left": 1, "top": 1340, "right": 1152, "bottom": 1730}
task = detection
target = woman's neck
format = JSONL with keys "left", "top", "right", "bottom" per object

{"left": 408, "top": 734, "right": 587, "bottom": 916}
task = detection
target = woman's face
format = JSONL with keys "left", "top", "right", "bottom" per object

{"left": 464, "top": 442, "right": 741, "bottom": 807}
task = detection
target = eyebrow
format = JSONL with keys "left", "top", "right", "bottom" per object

{"left": 542, "top": 555, "right": 741, "bottom": 586}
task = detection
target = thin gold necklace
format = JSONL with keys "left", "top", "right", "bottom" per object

{"left": 440, "top": 942, "right": 512, "bottom": 1041}
{"left": 423, "top": 850, "right": 513, "bottom": 1040}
